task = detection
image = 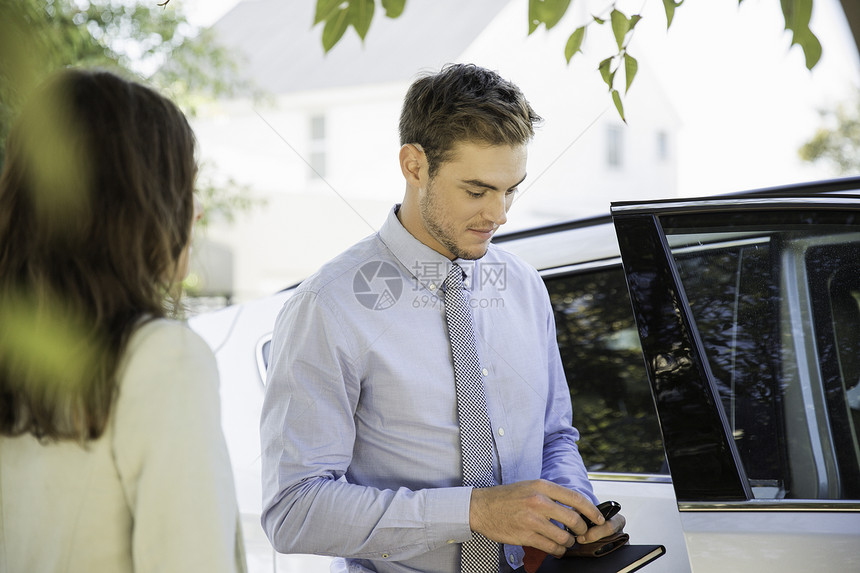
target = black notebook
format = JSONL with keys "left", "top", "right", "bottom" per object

{"left": 535, "top": 544, "right": 666, "bottom": 573}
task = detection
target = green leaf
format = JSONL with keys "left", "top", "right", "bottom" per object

{"left": 321, "top": 6, "right": 350, "bottom": 52}
{"left": 528, "top": 0, "right": 572, "bottom": 33}
{"left": 564, "top": 26, "right": 586, "bottom": 63}
{"left": 529, "top": 0, "right": 539, "bottom": 35}
{"left": 592, "top": 15, "right": 606, "bottom": 25}
{"left": 662, "top": 0, "right": 682, "bottom": 29}
{"left": 528, "top": 0, "right": 542, "bottom": 34}
{"left": 598, "top": 56, "right": 615, "bottom": 91}
{"left": 798, "top": 31, "right": 822, "bottom": 69}
{"left": 315, "top": 0, "right": 344, "bottom": 25}
{"left": 781, "top": 0, "right": 821, "bottom": 69}
{"left": 782, "top": 0, "right": 812, "bottom": 40}
{"left": 610, "top": 9, "right": 630, "bottom": 49}
{"left": 611, "top": 89, "right": 626, "bottom": 123}
{"left": 348, "top": 0, "right": 375, "bottom": 40}
{"left": 629, "top": 14, "right": 642, "bottom": 31}
{"left": 381, "top": 0, "right": 406, "bottom": 19}
{"left": 781, "top": 0, "right": 796, "bottom": 29}
{"left": 543, "top": 0, "right": 572, "bottom": 30}
{"left": 624, "top": 53, "right": 638, "bottom": 94}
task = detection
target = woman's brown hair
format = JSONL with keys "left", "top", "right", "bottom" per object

{"left": 0, "top": 68, "right": 197, "bottom": 441}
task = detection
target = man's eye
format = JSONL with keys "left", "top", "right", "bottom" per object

{"left": 506, "top": 188, "right": 519, "bottom": 196}
{"left": 466, "top": 190, "right": 484, "bottom": 198}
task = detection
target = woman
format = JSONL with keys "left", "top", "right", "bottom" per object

{"left": 0, "top": 69, "right": 246, "bottom": 572}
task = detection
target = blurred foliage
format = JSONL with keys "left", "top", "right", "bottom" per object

{"left": 799, "top": 91, "right": 860, "bottom": 175}
{"left": 0, "top": 0, "right": 262, "bottom": 220}
{"left": 312, "top": 0, "right": 825, "bottom": 123}
{"left": 0, "top": 288, "right": 102, "bottom": 401}
{"left": 545, "top": 267, "right": 667, "bottom": 474}
{"left": 195, "top": 160, "right": 262, "bottom": 230}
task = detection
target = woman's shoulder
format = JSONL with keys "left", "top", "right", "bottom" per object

{"left": 118, "top": 318, "right": 218, "bottom": 396}
{"left": 127, "top": 318, "right": 213, "bottom": 360}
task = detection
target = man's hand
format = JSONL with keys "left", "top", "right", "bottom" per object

{"left": 574, "top": 512, "right": 626, "bottom": 545}
{"left": 468, "top": 480, "right": 606, "bottom": 557}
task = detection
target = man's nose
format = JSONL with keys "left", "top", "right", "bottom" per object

{"left": 485, "top": 194, "right": 508, "bottom": 227}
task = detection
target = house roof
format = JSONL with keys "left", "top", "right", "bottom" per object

{"left": 212, "top": 0, "right": 511, "bottom": 94}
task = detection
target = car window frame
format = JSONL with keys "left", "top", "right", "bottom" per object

{"left": 612, "top": 212, "right": 751, "bottom": 502}
{"left": 612, "top": 195, "right": 860, "bottom": 509}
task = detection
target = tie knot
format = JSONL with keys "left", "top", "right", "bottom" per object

{"left": 445, "top": 264, "right": 465, "bottom": 292}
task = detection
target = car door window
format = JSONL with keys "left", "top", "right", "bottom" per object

{"left": 671, "top": 237, "right": 788, "bottom": 498}
{"left": 663, "top": 212, "right": 860, "bottom": 501}
{"left": 805, "top": 243, "right": 860, "bottom": 498}
{"left": 544, "top": 265, "right": 667, "bottom": 475}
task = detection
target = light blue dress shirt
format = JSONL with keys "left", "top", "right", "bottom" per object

{"left": 260, "top": 206, "right": 596, "bottom": 573}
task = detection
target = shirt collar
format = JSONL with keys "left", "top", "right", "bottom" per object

{"left": 378, "top": 205, "right": 479, "bottom": 293}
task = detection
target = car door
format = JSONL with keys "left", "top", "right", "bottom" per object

{"left": 611, "top": 190, "right": 860, "bottom": 571}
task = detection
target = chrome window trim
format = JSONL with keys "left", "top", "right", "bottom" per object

{"left": 612, "top": 196, "right": 860, "bottom": 214}
{"left": 789, "top": 233, "right": 860, "bottom": 497}
{"left": 668, "top": 235, "right": 770, "bottom": 254}
{"left": 678, "top": 500, "right": 860, "bottom": 512}
{"left": 588, "top": 472, "right": 672, "bottom": 484}
{"left": 783, "top": 243, "right": 840, "bottom": 498}
{"left": 537, "top": 258, "right": 623, "bottom": 279}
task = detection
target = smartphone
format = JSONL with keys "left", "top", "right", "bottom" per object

{"left": 582, "top": 500, "right": 621, "bottom": 528}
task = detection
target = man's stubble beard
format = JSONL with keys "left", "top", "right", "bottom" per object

{"left": 419, "top": 184, "right": 487, "bottom": 261}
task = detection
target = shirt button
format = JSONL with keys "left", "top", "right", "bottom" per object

{"left": 429, "top": 284, "right": 436, "bottom": 291}
{"left": 381, "top": 553, "right": 390, "bottom": 559}
{"left": 498, "top": 427, "right": 505, "bottom": 436}
{"left": 509, "top": 554, "right": 517, "bottom": 563}
{"left": 446, "top": 539, "right": 456, "bottom": 544}
{"left": 481, "top": 368, "right": 489, "bottom": 376}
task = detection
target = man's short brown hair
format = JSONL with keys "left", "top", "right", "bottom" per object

{"left": 399, "top": 63, "right": 541, "bottom": 178}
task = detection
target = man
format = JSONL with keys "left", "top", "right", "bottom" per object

{"left": 260, "top": 63, "right": 625, "bottom": 573}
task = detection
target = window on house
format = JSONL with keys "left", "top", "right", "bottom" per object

{"left": 607, "top": 125, "right": 623, "bottom": 169}
{"left": 309, "top": 114, "right": 326, "bottom": 179}
{"left": 656, "top": 130, "right": 669, "bottom": 161}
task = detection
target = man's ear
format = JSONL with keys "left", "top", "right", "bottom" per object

{"left": 399, "top": 143, "right": 425, "bottom": 187}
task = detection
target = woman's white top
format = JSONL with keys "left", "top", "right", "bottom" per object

{"left": 0, "top": 319, "right": 246, "bottom": 573}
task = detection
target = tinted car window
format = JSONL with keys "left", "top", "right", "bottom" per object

{"left": 665, "top": 215, "right": 860, "bottom": 500}
{"left": 672, "top": 239, "right": 788, "bottom": 497}
{"left": 545, "top": 266, "right": 667, "bottom": 475}
{"left": 805, "top": 243, "right": 860, "bottom": 498}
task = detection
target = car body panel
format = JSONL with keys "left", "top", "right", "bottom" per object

{"left": 678, "top": 510, "right": 859, "bottom": 572}
{"left": 589, "top": 478, "right": 691, "bottom": 572}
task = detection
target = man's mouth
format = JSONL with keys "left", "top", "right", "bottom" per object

{"left": 468, "top": 227, "right": 496, "bottom": 240}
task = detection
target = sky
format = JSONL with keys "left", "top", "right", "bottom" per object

{"left": 181, "top": 0, "right": 860, "bottom": 198}
{"left": 631, "top": 0, "right": 860, "bottom": 195}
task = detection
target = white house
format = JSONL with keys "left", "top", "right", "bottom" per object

{"left": 190, "top": 0, "right": 680, "bottom": 302}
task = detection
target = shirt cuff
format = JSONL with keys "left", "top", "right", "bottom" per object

{"left": 422, "top": 486, "right": 474, "bottom": 551}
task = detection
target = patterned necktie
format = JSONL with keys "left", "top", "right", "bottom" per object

{"left": 443, "top": 264, "right": 500, "bottom": 573}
